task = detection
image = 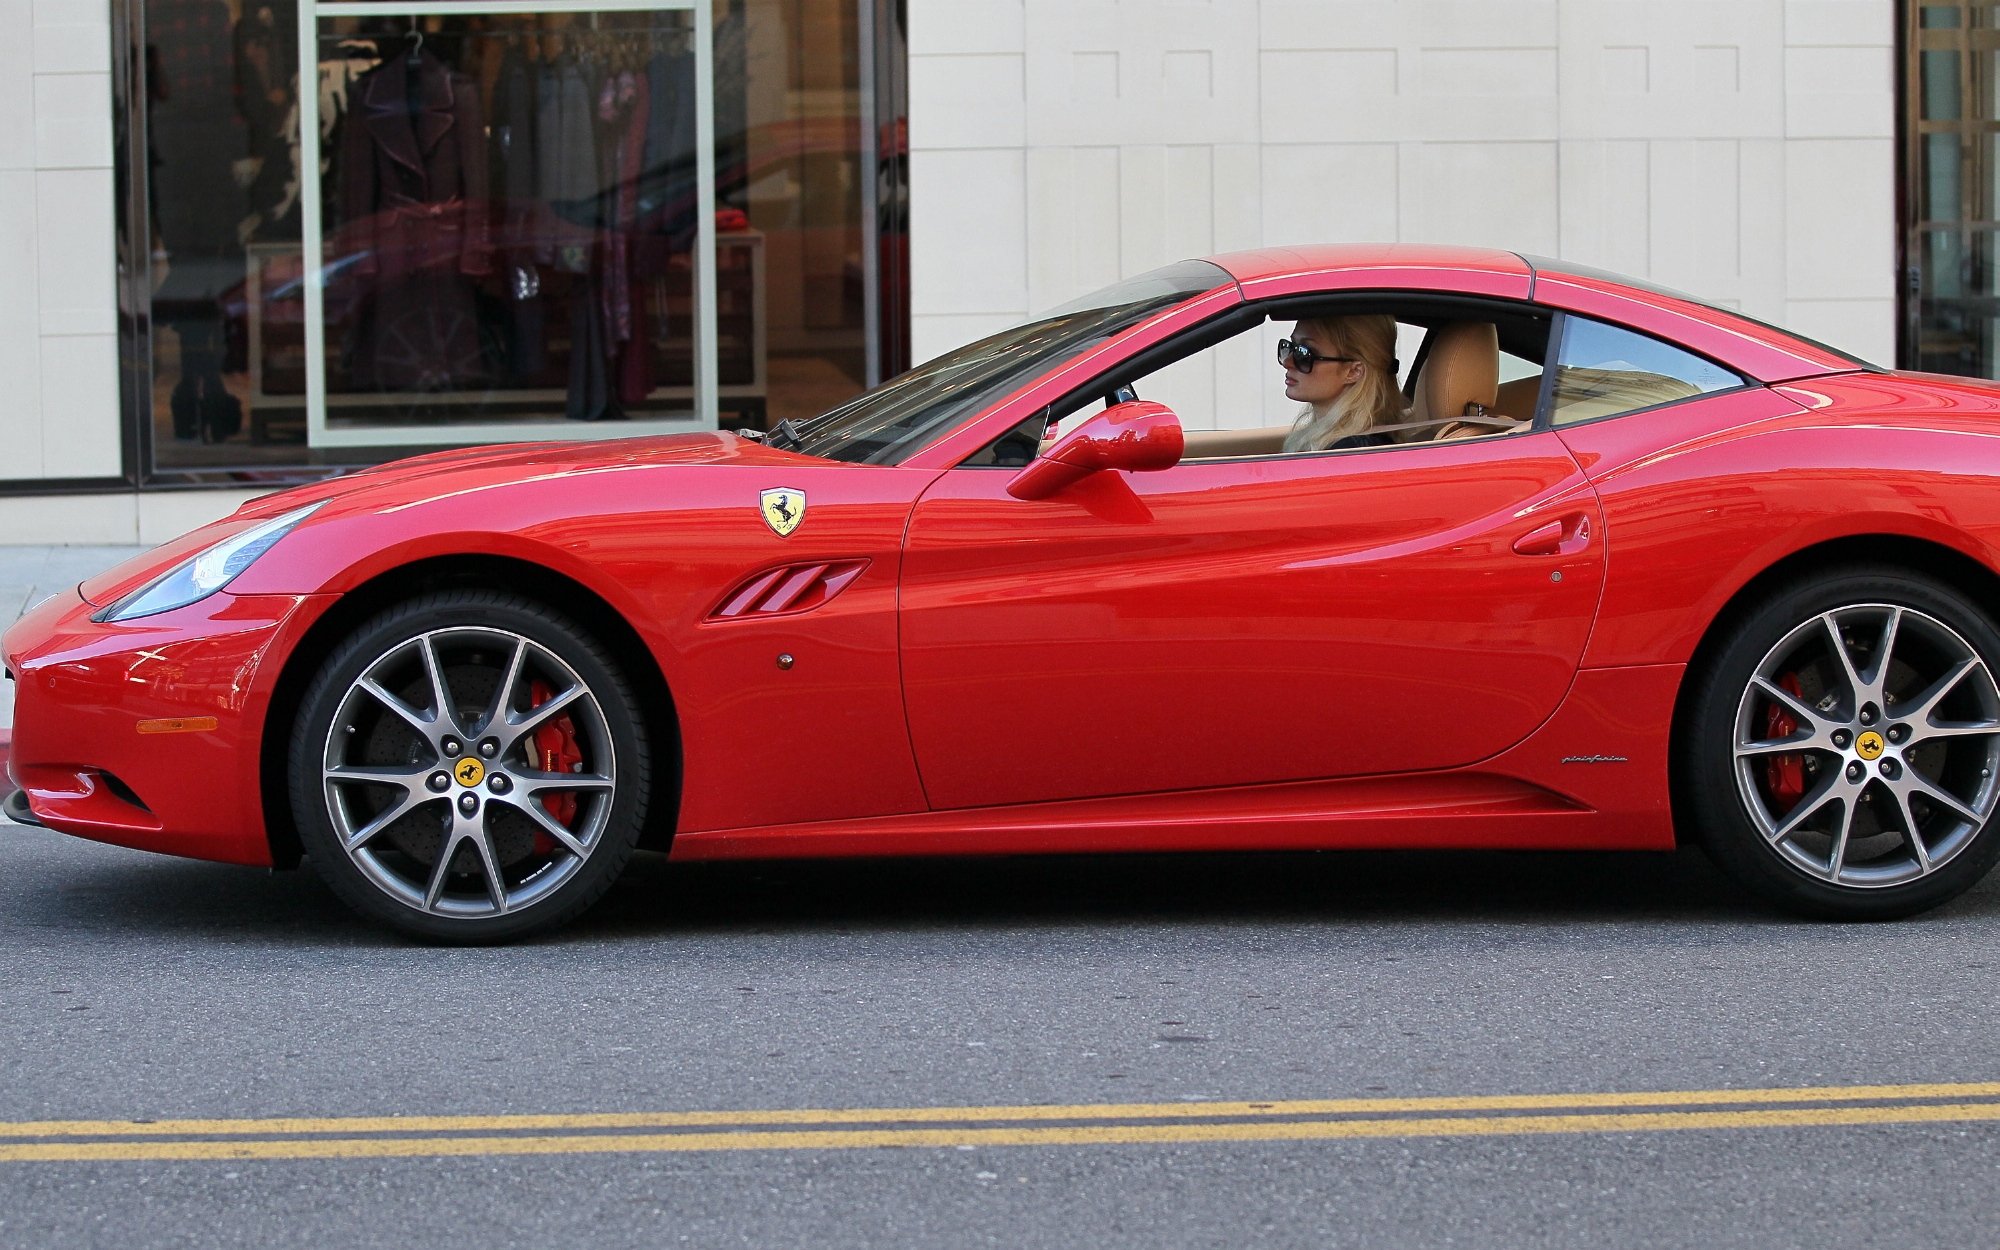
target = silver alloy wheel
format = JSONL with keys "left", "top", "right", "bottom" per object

{"left": 320, "top": 626, "right": 617, "bottom": 918}
{"left": 1734, "top": 602, "right": 2000, "bottom": 887}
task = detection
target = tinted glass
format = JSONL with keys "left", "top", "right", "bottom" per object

{"left": 788, "top": 260, "right": 1228, "bottom": 464}
{"left": 1551, "top": 317, "right": 1742, "bottom": 425}
{"left": 125, "top": 0, "right": 887, "bottom": 479}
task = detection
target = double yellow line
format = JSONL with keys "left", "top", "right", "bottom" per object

{"left": 3, "top": 1081, "right": 1998, "bottom": 1162}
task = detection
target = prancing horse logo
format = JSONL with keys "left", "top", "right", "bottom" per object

{"left": 761, "top": 487, "right": 806, "bottom": 537}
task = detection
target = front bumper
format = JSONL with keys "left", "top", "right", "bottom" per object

{"left": 2, "top": 587, "right": 333, "bottom": 865}
{"left": 3, "top": 788, "right": 41, "bottom": 827}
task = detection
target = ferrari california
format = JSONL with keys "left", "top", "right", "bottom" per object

{"left": 8, "top": 244, "right": 2000, "bottom": 940}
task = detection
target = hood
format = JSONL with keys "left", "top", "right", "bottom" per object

{"left": 78, "top": 432, "right": 811, "bottom": 606}
{"left": 231, "top": 431, "right": 807, "bottom": 520}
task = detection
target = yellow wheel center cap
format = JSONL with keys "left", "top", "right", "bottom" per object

{"left": 1856, "top": 732, "right": 1886, "bottom": 761}
{"left": 453, "top": 756, "right": 486, "bottom": 787}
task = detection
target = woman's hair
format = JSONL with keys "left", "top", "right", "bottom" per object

{"left": 1282, "top": 314, "right": 1405, "bottom": 453}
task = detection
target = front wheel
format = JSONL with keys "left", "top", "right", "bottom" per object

{"left": 289, "top": 590, "right": 650, "bottom": 942}
{"left": 1682, "top": 567, "right": 2000, "bottom": 919}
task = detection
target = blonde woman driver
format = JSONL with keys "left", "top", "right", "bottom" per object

{"left": 1277, "top": 314, "right": 1405, "bottom": 453}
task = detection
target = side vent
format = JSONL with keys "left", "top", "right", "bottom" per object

{"left": 710, "top": 560, "right": 870, "bottom": 620}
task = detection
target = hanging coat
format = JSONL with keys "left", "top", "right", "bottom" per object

{"left": 338, "top": 49, "right": 493, "bottom": 392}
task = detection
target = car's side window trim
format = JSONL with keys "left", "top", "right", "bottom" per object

{"left": 1537, "top": 310, "right": 1755, "bottom": 432}
{"left": 1529, "top": 310, "right": 1566, "bottom": 431}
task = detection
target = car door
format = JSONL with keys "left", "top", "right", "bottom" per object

{"left": 898, "top": 432, "right": 1607, "bottom": 811}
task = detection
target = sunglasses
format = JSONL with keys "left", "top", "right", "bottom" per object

{"left": 1277, "top": 339, "right": 1360, "bottom": 373}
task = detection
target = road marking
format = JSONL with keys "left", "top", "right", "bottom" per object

{"left": 4, "top": 1080, "right": 1999, "bottom": 1140}
{"left": 3, "top": 1082, "right": 1999, "bottom": 1163}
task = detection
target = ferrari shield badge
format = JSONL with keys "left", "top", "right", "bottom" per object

{"left": 760, "top": 487, "right": 806, "bottom": 537}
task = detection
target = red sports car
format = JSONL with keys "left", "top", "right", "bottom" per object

{"left": 8, "top": 244, "right": 2000, "bottom": 940}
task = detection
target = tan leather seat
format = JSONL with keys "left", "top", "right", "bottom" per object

{"left": 1492, "top": 376, "right": 1541, "bottom": 421}
{"left": 1408, "top": 322, "right": 1500, "bottom": 428}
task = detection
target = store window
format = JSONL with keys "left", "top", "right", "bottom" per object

{"left": 1905, "top": 2, "right": 2000, "bottom": 374}
{"left": 117, "top": 0, "right": 906, "bottom": 481}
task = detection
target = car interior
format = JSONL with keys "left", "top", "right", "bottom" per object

{"left": 968, "top": 298, "right": 1558, "bottom": 468}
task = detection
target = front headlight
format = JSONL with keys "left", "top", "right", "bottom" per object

{"left": 93, "top": 502, "right": 325, "bottom": 623}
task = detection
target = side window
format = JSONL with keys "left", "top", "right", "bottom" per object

{"left": 1551, "top": 317, "right": 1743, "bottom": 426}
{"left": 963, "top": 303, "right": 1558, "bottom": 466}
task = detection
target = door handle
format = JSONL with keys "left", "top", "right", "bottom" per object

{"left": 1512, "top": 513, "right": 1592, "bottom": 557}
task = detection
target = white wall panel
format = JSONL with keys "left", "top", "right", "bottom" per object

{"left": 1786, "top": 1, "right": 1892, "bottom": 48}
{"left": 1022, "top": 0, "right": 1260, "bottom": 147}
{"left": 31, "top": 70, "right": 110, "bottom": 168}
{"left": 1210, "top": 144, "right": 1262, "bottom": 253}
{"left": 910, "top": 148, "right": 1027, "bottom": 315}
{"left": 906, "top": 0, "right": 1022, "bottom": 56}
{"left": 906, "top": 53, "right": 1024, "bottom": 150}
{"left": 1786, "top": 138, "right": 1895, "bottom": 309}
{"left": 909, "top": 0, "right": 1898, "bottom": 375}
{"left": 2, "top": 0, "right": 114, "bottom": 486}
{"left": 1785, "top": 298, "right": 1897, "bottom": 365}
{"left": 1260, "top": 49, "right": 1401, "bottom": 145}
{"left": 1260, "top": 143, "right": 1398, "bottom": 247}
{"left": 0, "top": 0, "right": 34, "bottom": 172}
{"left": 38, "top": 333, "right": 118, "bottom": 478}
{"left": 35, "top": 167, "right": 113, "bottom": 336}
{"left": 1558, "top": 1, "right": 1786, "bottom": 140}
{"left": 1785, "top": 45, "right": 1894, "bottom": 138}
{"left": 0, "top": 169, "right": 45, "bottom": 479}
{"left": 1558, "top": 139, "right": 1650, "bottom": 276}
{"left": 1024, "top": 146, "right": 1121, "bottom": 311}
{"left": 30, "top": 12, "right": 104, "bottom": 74}
{"left": 1400, "top": 141, "right": 1559, "bottom": 255}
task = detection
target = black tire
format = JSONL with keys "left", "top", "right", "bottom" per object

{"left": 1681, "top": 565, "right": 2000, "bottom": 919}
{"left": 289, "top": 589, "right": 650, "bottom": 942}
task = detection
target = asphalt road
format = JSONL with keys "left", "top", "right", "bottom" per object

{"left": 3, "top": 817, "right": 2000, "bottom": 1249}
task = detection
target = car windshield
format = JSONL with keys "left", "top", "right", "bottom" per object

{"left": 779, "top": 260, "right": 1231, "bottom": 464}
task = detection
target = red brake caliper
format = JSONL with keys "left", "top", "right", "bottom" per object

{"left": 528, "top": 679, "right": 582, "bottom": 850}
{"left": 1764, "top": 672, "right": 1808, "bottom": 809}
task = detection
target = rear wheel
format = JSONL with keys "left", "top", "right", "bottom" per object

{"left": 1683, "top": 567, "right": 2000, "bottom": 918}
{"left": 289, "top": 590, "right": 649, "bottom": 941}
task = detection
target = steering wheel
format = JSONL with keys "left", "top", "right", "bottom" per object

{"left": 1104, "top": 383, "right": 1138, "bottom": 407}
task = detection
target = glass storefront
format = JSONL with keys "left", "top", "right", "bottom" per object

{"left": 1905, "top": 2, "right": 2000, "bottom": 374}
{"left": 115, "top": 0, "right": 906, "bottom": 483}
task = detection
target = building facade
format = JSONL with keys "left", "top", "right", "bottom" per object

{"left": 0, "top": 0, "right": 1946, "bottom": 539}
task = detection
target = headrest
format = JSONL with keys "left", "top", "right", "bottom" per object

{"left": 1412, "top": 322, "right": 1500, "bottom": 424}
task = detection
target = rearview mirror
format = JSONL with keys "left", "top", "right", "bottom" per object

{"left": 1005, "top": 400, "right": 1185, "bottom": 501}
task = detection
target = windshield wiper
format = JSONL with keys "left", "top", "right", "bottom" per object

{"left": 764, "top": 418, "right": 807, "bottom": 452}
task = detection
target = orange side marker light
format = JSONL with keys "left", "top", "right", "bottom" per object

{"left": 136, "top": 717, "right": 219, "bottom": 735}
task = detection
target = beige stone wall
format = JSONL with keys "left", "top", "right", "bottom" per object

{"left": 906, "top": 0, "right": 1897, "bottom": 429}
{"left": 0, "top": 0, "right": 121, "bottom": 481}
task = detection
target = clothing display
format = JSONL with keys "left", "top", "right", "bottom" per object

{"left": 126, "top": 0, "right": 856, "bottom": 475}
{"left": 325, "top": 26, "right": 704, "bottom": 415}
{"left": 338, "top": 46, "right": 491, "bottom": 391}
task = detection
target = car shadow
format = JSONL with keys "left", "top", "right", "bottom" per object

{"left": 581, "top": 843, "right": 2000, "bottom": 939}
{"left": 28, "top": 842, "right": 2000, "bottom": 947}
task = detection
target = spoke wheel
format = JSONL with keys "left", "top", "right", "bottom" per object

{"left": 1685, "top": 568, "right": 2000, "bottom": 919}
{"left": 291, "top": 592, "right": 649, "bottom": 941}
{"left": 1734, "top": 604, "right": 2000, "bottom": 886}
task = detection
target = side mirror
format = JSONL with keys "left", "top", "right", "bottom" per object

{"left": 1006, "top": 400, "right": 1185, "bottom": 501}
